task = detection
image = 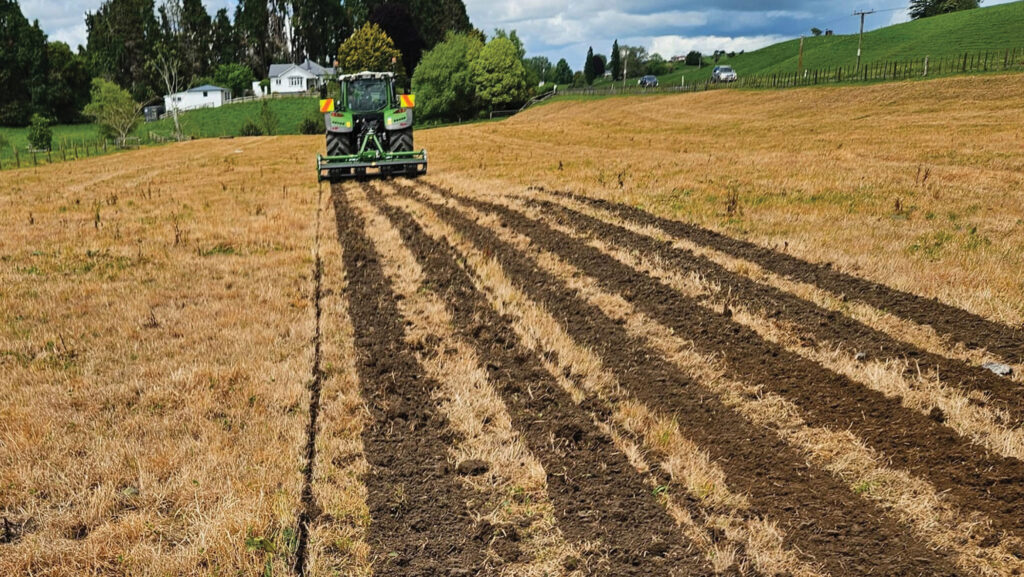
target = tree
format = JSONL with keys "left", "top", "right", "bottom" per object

{"left": 583, "top": 46, "right": 596, "bottom": 85}
{"left": 410, "top": 0, "right": 471, "bottom": 47}
{"left": 258, "top": 99, "right": 278, "bottom": 135}
{"left": 0, "top": 0, "right": 50, "bottom": 125}
{"left": 210, "top": 8, "right": 236, "bottom": 66}
{"left": 592, "top": 54, "right": 606, "bottom": 77}
{"left": 619, "top": 45, "right": 647, "bottom": 78}
{"left": 179, "top": 0, "right": 212, "bottom": 78}
{"left": 609, "top": 39, "right": 621, "bottom": 81}
{"left": 411, "top": 31, "right": 483, "bottom": 120}
{"left": 213, "top": 63, "right": 256, "bottom": 97}
{"left": 553, "top": 58, "right": 573, "bottom": 84}
{"left": 86, "top": 0, "right": 161, "bottom": 101}
{"left": 337, "top": 22, "right": 404, "bottom": 77}
{"left": 150, "top": 42, "right": 185, "bottom": 140}
{"left": 234, "top": 0, "right": 271, "bottom": 76}
{"left": 291, "top": 0, "right": 350, "bottom": 64}
{"left": 27, "top": 114, "right": 52, "bottom": 150}
{"left": 370, "top": 2, "right": 425, "bottom": 76}
{"left": 645, "top": 53, "right": 668, "bottom": 76}
{"left": 685, "top": 50, "right": 703, "bottom": 66}
{"left": 83, "top": 78, "right": 144, "bottom": 146}
{"left": 45, "top": 42, "right": 92, "bottom": 124}
{"left": 523, "top": 56, "right": 553, "bottom": 85}
{"left": 909, "top": 0, "right": 981, "bottom": 19}
{"left": 471, "top": 37, "right": 527, "bottom": 110}
{"left": 811, "top": 27, "right": 823, "bottom": 36}
{"left": 492, "top": 29, "right": 525, "bottom": 60}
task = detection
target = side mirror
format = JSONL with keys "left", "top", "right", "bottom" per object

{"left": 319, "top": 84, "right": 327, "bottom": 99}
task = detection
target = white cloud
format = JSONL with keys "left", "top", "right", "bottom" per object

{"left": 649, "top": 34, "right": 789, "bottom": 58}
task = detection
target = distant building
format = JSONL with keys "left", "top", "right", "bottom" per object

{"left": 163, "top": 85, "right": 231, "bottom": 113}
{"left": 265, "top": 59, "right": 336, "bottom": 95}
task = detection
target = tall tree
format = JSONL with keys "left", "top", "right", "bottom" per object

{"left": 523, "top": 55, "right": 553, "bottom": 84}
{"left": 909, "top": 0, "right": 981, "bottom": 19}
{"left": 553, "top": 58, "right": 573, "bottom": 84}
{"left": 0, "top": 0, "right": 49, "bottom": 125}
{"left": 492, "top": 29, "right": 525, "bottom": 60}
{"left": 86, "top": 0, "right": 161, "bottom": 101}
{"left": 370, "top": 2, "right": 425, "bottom": 75}
{"left": 410, "top": 0, "right": 471, "bottom": 47}
{"left": 234, "top": 0, "right": 271, "bottom": 75}
{"left": 46, "top": 42, "right": 92, "bottom": 124}
{"left": 291, "top": 0, "right": 350, "bottom": 64}
{"left": 583, "top": 46, "right": 596, "bottom": 85}
{"left": 592, "top": 53, "right": 606, "bottom": 77}
{"left": 210, "top": 8, "right": 236, "bottom": 66}
{"left": 179, "top": 0, "right": 212, "bottom": 78}
{"left": 609, "top": 39, "right": 621, "bottom": 81}
{"left": 471, "top": 36, "right": 527, "bottom": 109}
{"left": 266, "top": 0, "right": 291, "bottom": 63}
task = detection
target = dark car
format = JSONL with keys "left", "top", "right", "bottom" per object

{"left": 638, "top": 75, "right": 659, "bottom": 88}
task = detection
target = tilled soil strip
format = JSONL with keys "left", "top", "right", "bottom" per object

{"left": 530, "top": 192, "right": 1024, "bottom": 426}
{"left": 401, "top": 184, "right": 961, "bottom": 577}
{"left": 460, "top": 190, "right": 1024, "bottom": 539}
{"left": 306, "top": 185, "right": 370, "bottom": 574}
{"left": 364, "top": 185, "right": 707, "bottom": 576}
{"left": 384, "top": 187, "right": 823, "bottom": 577}
{"left": 421, "top": 185, "right": 1024, "bottom": 575}
{"left": 329, "top": 184, "right": 487, "bottom": 575}
{"left": 349, "top": 187, "right": 577, "bottom": 574}
{"left": 550, "top": 190, "right": 1024, "bottom": 367}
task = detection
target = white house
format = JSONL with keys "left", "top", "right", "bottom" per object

{"left": 266, "top": 59, "right": 335, "bottom": 95}
{"left": 164, "top": 84, "right": 231, "bottom": 112}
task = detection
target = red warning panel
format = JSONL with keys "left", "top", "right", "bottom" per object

{"left": 399, "top": 94, "right": 416, "bottom": 108}
{"left": 319, "top": 99, "right": 334, "bottom": 113}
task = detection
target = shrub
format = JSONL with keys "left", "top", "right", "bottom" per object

{"left": 299, "top": 114, "right": 325, "bottom": 135}
{"left": 27, "top": 114, "right": 53, "bottom": 151}
{"left": 240, "top": 119, "right": 263, "bottom": 136}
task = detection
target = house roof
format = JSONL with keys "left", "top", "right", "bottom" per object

{"left": 187, "top": 84, "right": 228, "bottom": 93}
{"left": 269, "top": 59, "right": 335, "bottom": 79}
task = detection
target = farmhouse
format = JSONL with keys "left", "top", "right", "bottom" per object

{"left": 265, "top": 59, "right": 336, "bottom": 95}
{"left": 164, "top": 84, "right": 231, "bottom": 112}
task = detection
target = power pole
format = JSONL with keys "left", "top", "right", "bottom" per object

{"left": 798, "top": 36, "right": 805, "bottom": 72}
{"left": 854, "top": 9, "right": 875, "bottom": 70}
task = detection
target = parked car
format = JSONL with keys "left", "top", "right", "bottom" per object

{"left": 712, "top": 66, "right": 738, "bottom": 83}
{"left": 638, "top": 75, "right": 659, "bottom": 87}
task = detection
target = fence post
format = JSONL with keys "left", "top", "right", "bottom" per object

{"left": 14, "top": 147, "right": 19, "bottom": 168}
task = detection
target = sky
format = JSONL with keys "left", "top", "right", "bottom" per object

{"left": 22, "top": 0, "right": 1021, "bottom": 70}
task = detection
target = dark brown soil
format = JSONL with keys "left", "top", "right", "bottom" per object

{"left": 527, "top": 196, "right": 1024, "bottom": 427}
{"left": 552, "top": 189, "right": 1024, "bottom": 367}
{"left": 368, "top": 185, "right": 708, "bottom": 576}
{"left": 447, "top": 188, "right": 1024, "bottom": 539}
{"left": 329, "top": 184, "right": 489, "bottom": 576}
{"left": 405, "top": 183, "right": 961, "bottom": 577}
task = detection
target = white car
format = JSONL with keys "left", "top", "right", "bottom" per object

{"left": 712, "top": 66, "right": 737, "bottom": 82}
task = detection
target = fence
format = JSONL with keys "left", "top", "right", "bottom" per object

{"left": 557, "top": 47, "right": 1024, "bottom": 98}
{"left": 0, "top": 133, "right": 166, "bottom": 171}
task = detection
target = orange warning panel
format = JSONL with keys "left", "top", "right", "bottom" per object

{"left": 319, "top": 99, "right": 334, "bottom": 113}
{"left": 399, "top": 94, "right": 416, "bottom": 108}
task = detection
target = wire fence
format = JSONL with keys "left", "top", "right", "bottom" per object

{"left": 557, "top": 47, "right": 1024, "bottom": 97}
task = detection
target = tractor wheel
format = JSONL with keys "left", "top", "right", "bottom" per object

{"left": 388, "top": 128, "right": 413, "bottom": 152}
{"left": 326, "top": 131, "right": 354, "bottom": 157}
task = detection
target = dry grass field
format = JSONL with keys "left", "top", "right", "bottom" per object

{"left": 3, "top": 73, "right": 1024, "bottom": 576}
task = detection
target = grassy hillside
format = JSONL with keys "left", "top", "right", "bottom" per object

{"left": 591, "top": 1, "right": 1024, "bottom": 88}
{"left": 145, "top": 96, "right": 320, "bottom": 139}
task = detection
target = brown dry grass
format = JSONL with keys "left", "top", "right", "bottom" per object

{"left": 417, "top": 74, "right": 1024, "bottom": 326}
{"left": 0, "top": 137, "right": 324, "bottom": 575}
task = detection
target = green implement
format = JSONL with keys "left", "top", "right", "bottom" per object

{"left": 316, "top": 71, "right": 428, "bottom": 182}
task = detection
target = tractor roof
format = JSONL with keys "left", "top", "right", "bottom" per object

{"left": 338, "top": 71, "right": 395, "bottom": 81}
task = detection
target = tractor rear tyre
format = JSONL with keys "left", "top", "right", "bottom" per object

{"left": 326, "top": 131, "right": 354, "bottom": 157}
{"left": 388, "top": 128, "right": 413, "bottom": 152}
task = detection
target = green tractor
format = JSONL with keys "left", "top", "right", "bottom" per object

{"left": 316, "top": 71, "right": 427, "bottom": 181}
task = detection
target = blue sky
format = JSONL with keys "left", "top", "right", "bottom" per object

{"left": 22, "top": 0, "right": 1020, "bottom": 70}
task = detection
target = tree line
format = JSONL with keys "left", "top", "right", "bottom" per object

{"left": 0, "top": 0, "right": 472, "bottom": 127}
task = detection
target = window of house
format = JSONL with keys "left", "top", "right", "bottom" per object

{"left": 290, "top": 77, "right": 302, "bottom": 87}
{"left": 276, "top": 78, "right": 281, "bottom": 85}
{"left": 203, "top": 91, "right": 208, "bottom": 97}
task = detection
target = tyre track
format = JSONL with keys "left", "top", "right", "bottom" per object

{"left": 329, "top": 183, "right": 488, "bottom": 575}
{"left": 365, "top": 184, "right": 707, "bottom": 576}
{"left": 549, "top": 190, "right": 1024, "bottom": 367}
{"left": 528, "top": 191, "right": 1024, "bottom": 424}
{"left": 401, "top": 183, "right": 961, "bottom": 577}
{"left": 456, "top": 188, "right": 1024, "bottom": 539}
